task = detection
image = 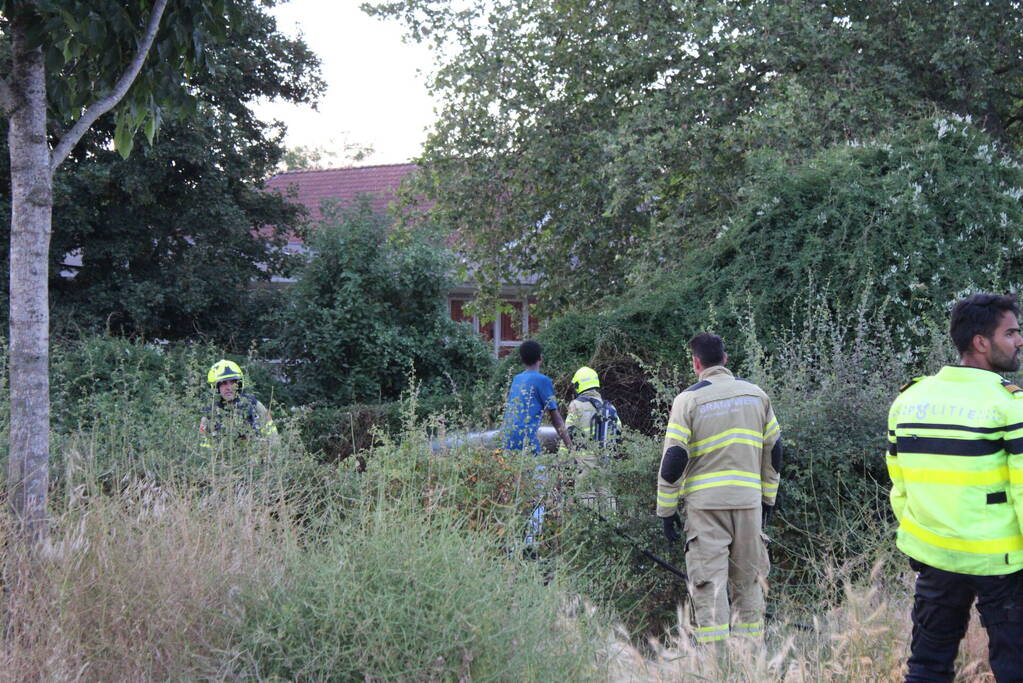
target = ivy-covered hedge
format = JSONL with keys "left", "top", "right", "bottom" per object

{"left": 532, "top": 115, "right": 1023, "bottom": 374}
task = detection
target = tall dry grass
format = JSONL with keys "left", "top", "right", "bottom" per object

{"left": 0, "top": 480, "right": 296, "bottom": 681}
{"left": 603, "top": 559, "right": 995, "bottom": 682}
{"left": 2, "top": 496, "right": 997, "bottom": 682}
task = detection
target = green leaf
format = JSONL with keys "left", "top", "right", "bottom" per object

{"left": 143, "top": 111, "right": 159, "bottom": 145}
{"left": 113, "top": 112, "right": 135, "bottom": 159}
{"left": 60, "top": 8, "right": 80, "bottom": 33}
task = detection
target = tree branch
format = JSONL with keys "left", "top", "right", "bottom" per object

{"left": 50, "top": 0, "right": 170, "bottom": 172}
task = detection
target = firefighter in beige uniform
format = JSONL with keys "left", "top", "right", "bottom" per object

{"left": 656, "top": 333, "right": 782, "bottom": 643}
{"left": 560, "top": 366, "right": 622, "bottom": 510}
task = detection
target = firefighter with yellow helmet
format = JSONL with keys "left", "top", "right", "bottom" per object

{"left": 561, "top": 366, "right": 622, "bottom": 510}
{"left": 200, "top": 359, "right": 279, "bottom": 451}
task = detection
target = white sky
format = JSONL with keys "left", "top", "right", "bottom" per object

{"left": 254, "top": 0, "right": 438, "bottom": 165}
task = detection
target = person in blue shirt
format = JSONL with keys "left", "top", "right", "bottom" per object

{"left": 501, "top": 340, "right": 573, "bottom": 551}
{"left": 501, "top": 340, "right": 573, "bottom": 453}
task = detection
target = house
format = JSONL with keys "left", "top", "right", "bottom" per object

{"left": 264, "top": 163, "right": 539, "bottom": 357}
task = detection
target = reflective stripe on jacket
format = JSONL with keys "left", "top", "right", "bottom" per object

{"left": 887, "top": 365, "right": 1023, "bottom": 575}
{"left": 657, "top": 366, "right": 781, "bottom": 515}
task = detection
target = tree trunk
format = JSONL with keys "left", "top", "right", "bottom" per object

{"left": 7, "top": 20, "right": 53, "bottom": 545}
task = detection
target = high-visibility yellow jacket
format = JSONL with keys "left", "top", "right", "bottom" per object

{"left": 200, "top": 392, "right": 279, "bottom": 451}
{"left": 887, "top": 365, "right": 1023, "bottom": 575}
{"left": 657, "top": 366, "right": 781, "bottom": 516}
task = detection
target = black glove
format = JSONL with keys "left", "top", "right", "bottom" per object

{"left": 762, "top": 502, "right": 775, "bottom": 528}
{"left": 662, "top": 512, "right": 682, "bottom": 544}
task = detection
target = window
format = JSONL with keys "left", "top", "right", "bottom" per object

{"left": 500, "top": 301, "right": 524, "bottom": 342}
{"left": 448, "top": 295, "right": 539, "bottom": 356}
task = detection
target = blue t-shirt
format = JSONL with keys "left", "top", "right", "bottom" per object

{"left": 501, "top": 369, "right": 558, "bottom": 453}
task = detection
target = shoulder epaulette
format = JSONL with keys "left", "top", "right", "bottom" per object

{"left": 1001, "top": 378, "right": 1023, "bottom": 396}
{"left": 683, "top": 380, "right": 711, "bottom": 393}
{"left": 899, "top": 376, "right": 925, "bottom": 393}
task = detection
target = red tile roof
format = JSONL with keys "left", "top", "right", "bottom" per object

{"left": 264, "top": 163, "right": 420, "bottom": 243}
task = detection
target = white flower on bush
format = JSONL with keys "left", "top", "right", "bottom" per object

{"left": 934, "top": 114, "right": 973, "bottom": 139}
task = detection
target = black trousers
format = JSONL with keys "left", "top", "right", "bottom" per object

{"left": 906, "top": 559, "right": 1023, "bottom": 682}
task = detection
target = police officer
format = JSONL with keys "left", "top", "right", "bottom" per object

{"left": 887, "top": 293, "right": 1023, "bottom": 681}
{"left": 656, "top": 333, "right": 782, "bottom": 644}
{"left": 561, "top": 366, "right": 622, "bottom": 510}
{"left": 200, "top": 359, "right": 279, "bottom": 451}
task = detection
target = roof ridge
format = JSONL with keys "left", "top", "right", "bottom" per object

{"left": 268, "top": 162, "right": 418, "bottom": 179}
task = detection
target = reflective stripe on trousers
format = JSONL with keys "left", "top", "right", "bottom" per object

{"left": 684, "top": 507, "right": 768, "bottom": 643}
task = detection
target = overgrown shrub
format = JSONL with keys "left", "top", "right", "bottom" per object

{"left": 735, "top": 288, "right": 960, "bottom": 599}
{"left": 271, "top": 198, "right": 493, "bottom": 406}
{"left": 681, "top": 115, "right": 1023, "bottom": 348}
{"left": 533, "top": 115, "right": 1023, "bottom": 373}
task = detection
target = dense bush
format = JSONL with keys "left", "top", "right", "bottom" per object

{"left": 733, "top": 292, "right": 958, "bottom": 600}
{"left": 532, "top": 115, "right": 1023, "bottom": 374}
{"left": 681, "top": 115, "right": 1023, "bottom": 348}
{"left": 271, "top": 199, "right": 493, "bottom": 406}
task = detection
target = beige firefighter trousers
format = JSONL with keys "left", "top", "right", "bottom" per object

{"left": 683, "top": 506, "right": 769, "bottom": 642}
